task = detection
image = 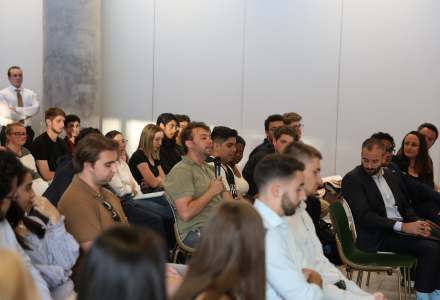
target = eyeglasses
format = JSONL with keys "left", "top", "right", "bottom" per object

{"left": 9, "top": 132, "right": 26, "bottom": 137}
{"left": 4, "top": 193, "right": 18, "bottom": 202}
{"left": 386, "top": 147, "right": 396, "bottom": 155}
{"left": 167, "top": 124, "right": 178, "bottom": 130}
{"left": 269, "top": 127, "right": 280, "bottom": 132}
{"left": 66, "top": 124, "right": 81, "bottom": 129}
{"left": 102, "top": 201, "right": 121, "bottom": 223}
{"left": 292, "top": 124, "right": 304, "bottom": 130}
{"left": 118, "top": 139, "right": 128, "bottom": 145}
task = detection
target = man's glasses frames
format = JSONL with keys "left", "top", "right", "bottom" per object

{"left": 102, "top": 201, "right": 121, "bottom": 223}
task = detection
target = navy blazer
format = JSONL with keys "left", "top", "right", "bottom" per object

{"left": 387, "top": 162, "right": 440, "bottom": 206}
{"left": 342, "top": 165, "right": 422, "bottom": 253}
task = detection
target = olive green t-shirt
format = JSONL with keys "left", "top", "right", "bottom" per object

{"left": 162, "top": 156, "right": 226, "bottom": 241}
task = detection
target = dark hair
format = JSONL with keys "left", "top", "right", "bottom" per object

{"left": 211, "top": 126, "right": 238, "bottom": 146}
{"left": 6, "top": 166, "right": 45, "bottom": 250}
{"left": 371, "top": 132, "right": 395, "bottom": 149}
{"left": 281, "top": 142, "right": 322, "bottom": 162}
{"left": 172, "top": 202, "right": 266, "bottom": 300}
{"left": 181, "top": 122, "right": 211, "bottom": 154}
{"left": 175, "top": 114, "right": 191, "bottom": 124}
{"left": 274, "top": 125, "right": 298, "bottom": 141}
{"left": 73, "top": 134, "right": 119, "bottom": 173}
{"left": 77, "top": 226, "right": 167, "bottom": 300}
{"left": 0, "top": 151, "right": 22, "bottom": 201}
{"left": 8, "top": 66, "right": 21, "bottom": 77}
{"left": 64, "top": 114, "right": 81, "bottom": 126}
{"left": 45, "top": 107, "right": 66, "bottom": 122}
{"left": 105, "top": 130, "right": 123, "bottom": 140}
{"left": 418, "top": 123, "right": 439, "bottom": 144}
{"left": 156, "top": 113, "right": 177, "bottom": 126}
{"left": 264, "top": 114, "right": 284, "bottom": 131}
{"left": 75, "top": 127, "right": 102, "bottom": 145}
{"left": 235, "top": 136, "right": 246, "bottom": 148}
{"left": 361, "top": 137, "right": 386, "bottom": 157}
{"left": 254, "top": 154, "right": 305, "bottom": 193}
{"left": 282, "top": 112, "right": 302, "bottom": 125}
{"left": 397, "top": 131, "right": 432, "bottom": 174}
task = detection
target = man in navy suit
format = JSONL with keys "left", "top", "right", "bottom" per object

{"left": 371, "top": 132, "right": 440, "bottom": 226}
{"left": 342, "top": 137, "right": 440, "bottom": 300}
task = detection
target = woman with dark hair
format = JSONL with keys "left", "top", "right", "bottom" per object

{"left": 172, "top": 202, "right": 266, "bottom": 300}
{"left": 77, "top": 226, "right": 167, "bottom": 300}
{"left": 6, "top": 166, "right": 79, "bottom": 300}
{"left": 226, "top": 136, "right": 249, "bottom": 196}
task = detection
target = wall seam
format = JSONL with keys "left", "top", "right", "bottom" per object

{"left": 240, "top": 0, "right": 247, "bottom": 135}
{"left": 151, "top": 0, "right": 156, "bottom": 122}
{"left": 334, "top": 0, "right": 344, "bottom": 175}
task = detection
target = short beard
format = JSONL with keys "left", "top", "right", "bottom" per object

{"left": 91, "top": 170, "right": 112, "bottom": 186}
{"left": 361, "top": 163, "right": 382, "bottom": 176}
{"left": 281, "top": 191, "right": 296, "bottom": 216}
{"left": 51, "top": 127, "right": 62, "bottom": 135}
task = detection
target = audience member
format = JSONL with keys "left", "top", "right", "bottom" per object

{"left": 283, "top": 112, "right": 304, "bottom": 143}
{"left": 57, "top": 134, "right": 129, "bottom": 287}
{"left": 105, "top": 130, "right": 175, "bottom": 249}
{"left": 6, "top": 165, "right": 79, "bottom": 300}
{"left": 0, "top": 249, "right": 41, "bottom": 300}
{"left": 243, "top": 125, "right": 298, "bottom": 197}
{"left": 253, "top": 154, "right": 324, "bottom": 299}
{"left": 226, "top": 135, "right": 249, "bottom": 196}
{"left": 157, "top": 113, "right": 182, "bottom": 174}
{"left": 392, "top": 131, "right": 438, "bottom": 192}
{"left": 0, "top": 66, "right": 39, "bottom": 148}
{"left": 418, "top": 123, "right": 438, "bottom": 150}
{"left": 175, "top": 114, "right": 191, "bottom": 156}
{"left": 29, "top": 107, "right": 67, "bottom": 182}
{"left": 342, "top": 137, "right": 440, "bottom": 300}
{"left": 372, "top": 132, "right": 440, "bottom": 226}
{"left": 129, "top": 124, "right": 173, "bottom": 217}
{"left": 77, "top": 227, "right": 168, "bottom": 300}
{"left": 0, "top": 151, "right": 52, "bottom": 300}
{"left": 282, "top": 142, "right": 385, "bottom": 300}
{"left": 162, "top": 121, "right": 231, "bottom": 248}
{"left": 4, "top": 122, "right": 42, "bottom": 182}
{"left": 172, "top": 202, "right": 265, "bottom": 300}
{"left": 206, "top": 126, "right": 245, "bottom": 201}
{"left": 63, "top": 115, "right": 81, "bottom": 155}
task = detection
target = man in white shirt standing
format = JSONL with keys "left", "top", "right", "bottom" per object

{"left": 0, "top": 150, "right": 52, "bottom": 300}
{"left": 0, "top": 66, "right": 40, "bottom": 148}
{"left": 282, "top": 142, "right": 386, "bottom": 300}
{"left": 253, "top": 153, "right": 324, "bottom": 300}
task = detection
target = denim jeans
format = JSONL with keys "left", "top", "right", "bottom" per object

{"left": 132, "top": 194, "right": 173, "bottom": 218}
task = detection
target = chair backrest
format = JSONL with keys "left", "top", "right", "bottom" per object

{"left": 343, "top": 199, "right": 357, "bottom": 241}
{"left": 328, "top": 202, "right": 359, "bottom": 261}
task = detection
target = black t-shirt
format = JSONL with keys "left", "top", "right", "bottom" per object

{"left": 129, "top": 150, "right": 161, "bottom": 185}
{"left": 29, "top": 132, "right": 67, "bottom": 173}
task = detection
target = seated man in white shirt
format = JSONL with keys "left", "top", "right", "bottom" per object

{"left": 0, "top": 150, "right": 52, "bottom": 300}
{"left": 0, "top": 66, "right": 40, "bottom": 148}
{"left": 282, "top": 142, "right": 386, "bottom": 300}
{"left": 253, "top": 153, "right": 324, "bottom": 300}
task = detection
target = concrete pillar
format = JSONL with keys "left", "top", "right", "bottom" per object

{"left": 43, "top": 0, "right": 101, "bottom": 128}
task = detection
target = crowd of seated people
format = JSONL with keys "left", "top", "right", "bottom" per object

{"left": 3, "top": 74, "right": 440, "bottom": 300}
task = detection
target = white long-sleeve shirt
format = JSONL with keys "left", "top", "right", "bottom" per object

{"left": 0, "top": 85, "right": 40, "bottom": 126}
{"left": 108, "top": 160, "right": 141, "bottom": 197}
{"left": 254, "top": 199, "right": 324, "bottom": 300}
{"left": 288, "top": 201, "right": 374, "bottom": 300}
{"left": 0, "top": 219, "right": 52, "bottom": 300}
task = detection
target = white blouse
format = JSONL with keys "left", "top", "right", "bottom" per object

{"left": 233, "top": 165, "right": 249, "bottom": 196}
{"left": 108, "top": 160, "right": 141, "bottom": 197}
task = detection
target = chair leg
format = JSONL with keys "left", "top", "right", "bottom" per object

{"left": 407, "top": 267, "right": 411, "bottom": 300}
{"left": 393, "top": 270, "right": 402, "bottom": 300}
{"left": 356, "top": 271, "right": 363, "bottom": 287}
{"left": 403, "top": 267, "right": 407, "bottom": 300}
{"left": 366, "top": 272, "right": 371, "bottom": 286}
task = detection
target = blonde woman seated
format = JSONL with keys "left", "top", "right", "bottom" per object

{"left": 129, "top": 124, "right": 173, "bottom": 217}
{"left": 172, "top": 202, "right": 266, "bottom": 300}
{"left": 4, "top": 122, "right": 43, "bottom": 182}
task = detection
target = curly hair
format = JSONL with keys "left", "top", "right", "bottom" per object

{"left": 0, "top": 151, "right": 22, "bottom": 201}
{"left": 371, "top": 132, "right": 395, "bottom": 150}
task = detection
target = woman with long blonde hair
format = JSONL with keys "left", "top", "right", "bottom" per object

{"left": 172, "top": 202, "right": 266, "bottom": 300}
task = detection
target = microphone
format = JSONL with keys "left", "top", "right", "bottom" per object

{"left": 214, "top": 157, "right": 221, "bottom": 179}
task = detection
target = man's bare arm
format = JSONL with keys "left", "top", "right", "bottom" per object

{"left": 36, "top": 160, "right": 54, "bottom": 181}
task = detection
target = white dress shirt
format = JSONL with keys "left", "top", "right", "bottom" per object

{"left": 108, "top": 160, "right": 141, "bottom": 197}
{"left": 0, "top": 219, "right": 52, "bottom": 300}
{"left": 288, "top": 201, "right": 374, "bottom": 300}
{"left": 0, "top": 85, "right": 40, "bottom": 126}
{"left": 254, "top": 199, "right": 324, "bottom": 300}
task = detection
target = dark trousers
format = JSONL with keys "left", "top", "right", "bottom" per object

{"left": 121, "top": 200, "right": 176, "bottom": 252}
{"left": 378, "top": 228, "right": 440, "bottom": 293}
{"left": 412, "top": 201, "right": 440, "bottom": 227}
{"left": 1, "top": 125, "right": 34, "bottom": 149}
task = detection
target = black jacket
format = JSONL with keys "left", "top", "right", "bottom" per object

{"left": 159, "top": 138, "right": 182, "bottom": 174}
{"left": 342, "top": 165, "right": 422, "bottom": 253}
{"left": 242, "top": 139, "right": 275, "bottom": 197}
